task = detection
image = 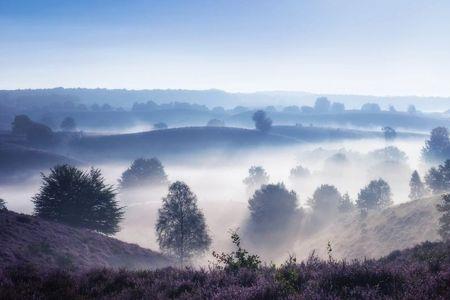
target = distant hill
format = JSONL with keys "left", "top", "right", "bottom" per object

{"left": 0, "top": 142, "right": 80, "bottom": 182}
{"left": 70, "top": 126, "right": 300, "bottom": 161}
{"left": 295, "top": 196, "right": 441, "bottom": 260}
{"left": 0, "top": 210, "right": 170, "bottom": 271}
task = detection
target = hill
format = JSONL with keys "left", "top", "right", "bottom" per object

{"left": 295, "top": 196, "right": 441, "bottom": 260}
{"left": 0, "top": 210, "right": 170, "bottom": 271}
{"left": 0, "top": 142, "right": 80, "bottom": 183}
{"left": 70, "top": 126, "right": 299, "bottom": 161}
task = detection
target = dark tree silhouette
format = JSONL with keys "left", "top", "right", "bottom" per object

{"left": 243, "top": 166, "right": 269, "bottom": 191}
{"left": 356, "top": 179, "right": 392, "bottom": 210}
{"left": 252, "top": 110, "right": 272, "bottom": 133}
{"left": 409, "top": 170, "right": 426, "bottom": 200}
{"left": 437, "top": 194, "right": 450, "bottom": 241}
{"left": 156, "top": 181, "right": 211, "bottom": 265}
{"left": 119, "top": 158, "right": 168, "bottom": 189}
{"left": 308, "top": 184, "right": 342, "bottom": 216}
{"left": 60, "top": 117, "right": 76, "bottom": 131}
{"left": 407, "top": 104, "right": 417, "bottom": 114}
{"left": 0, "top": 198, "right": 6, "bottom": 211}
{"left": 382, "top": 126, "right": 397, "bottom": 140}
{"left": 361, "top": 103, "right": 381, "bottom": 112}
{"left": 338, "top": 192, "right": 354, "bottom": 213}
{"left": 248, "top": 183, "right": 299, "bottom": 233}
{"left": 153, "top": 122, "right": 168, "bottom": 130}
{"left": 11, "top": 115, "right": 53, "bottom": 146}
{"left": 314, "top": 97, "right": 330, "bottom": 113}
{"left": 32, "top": 165, "right": 124, "bottom": 235}
{"left": 422, "top": 127, "right": 450, "bottom": 162}
{"left": 206, "top": 119, "right": 225, "bottom": 127}
{"left": 330, "top": 102, "right": 345, "bottom": 113}
{"left": 425, "top": 160, "right": 450, "bottom": 194}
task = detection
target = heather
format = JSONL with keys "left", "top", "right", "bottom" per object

{"left": 1, "top": 241, "right": 449, "bottom": 299}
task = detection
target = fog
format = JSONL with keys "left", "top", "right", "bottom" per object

{"left": 0, "top": 135, "right": 429, "bottom": 264}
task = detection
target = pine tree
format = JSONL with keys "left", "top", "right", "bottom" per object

{"left": 409, "top": 170, "right": 426, "bottom": 200}
{"left": 32, "top": 165, "right": 124, "bottom": 235}
{"left": 437, "top": 194, "right": 450, "bottom": 241}
{"left": 156, "top": 181, "right": 211, "bottom": 266}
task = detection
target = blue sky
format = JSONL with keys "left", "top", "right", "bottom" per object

{"left": 1, "top": 0, "right": 449, "bottom": 96}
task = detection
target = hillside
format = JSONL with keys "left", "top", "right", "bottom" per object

{"left": 70, "top": 126, "right": 299, "bottom": 160}
{"left": 295, "top": 196, "right": 441, "bottom": 260}
{"left": 0, "top": 142, "right": 80, "bottom": 182}
{"left": 0, "top": 210, "right": 170, "bottom": 271}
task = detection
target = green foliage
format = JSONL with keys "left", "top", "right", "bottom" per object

{"left": 437, "top": 194, "right": 450, "bottom": 241}
{"left": 119, "top": 157, "right": 168, "bottom": 189}
{"left": 356, "top": 178, "right": 392, "bottom": 210}
{"left": 32, "top": 165, "right": 124, "bottom": 235}
{"left": 212, "top": 231, "right": 261, "bottom": 272}
{"left": 156, "top": 181, "right": 211, "bottom": 266}
{"left": 275, "top": 254, "right": 300, "bottom": 295}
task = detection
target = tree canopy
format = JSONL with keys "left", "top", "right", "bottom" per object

{"left": 119, "top": 158, "right": 168, "bottom": 189}
{"left": 32, "top": 165, "right": 124, "bottom": 235}
{"left": 156, "top": 181, "right": 211, "bottom": 265}
{"left": 356, "top": 179, "right": 392, "bottom": 210}
{"left": 424, "top": 160, "right": 450, "bottom": 194}
{"left": 409, "top": 170, "right": 426, "bottom": 200}
{"left": 252, "top": 110, "right": 272, "bottom": 133}
{"left": 422, "top": 127, "right": 450, "bottom": 162}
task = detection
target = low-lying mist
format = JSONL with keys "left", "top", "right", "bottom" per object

{"left": 0, "top": 136, "right": 429, "bottom": 265}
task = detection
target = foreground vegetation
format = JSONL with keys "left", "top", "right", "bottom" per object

{"left": 0, "top": 241, "right": 449, "bottom": 299}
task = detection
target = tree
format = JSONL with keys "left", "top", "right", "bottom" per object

{"left": 156, "top": 181, "right": 211, "bottom": 265}
{"left": 382, "top": 126, "right": 397, "bottom": 140}
{"left": 314, "top": 97, "right": 331, "bottom": 113}
{"left": 407, "top": 105, "right": 417, "bottom": 114}
{"left": 338, "top": 193, "right": 354, "bottom": 213}
{"left": 248, "top": 183, "right": 299, "bottom": 233}
{"left": 0, "top": 198, "right": 7, "bottom": 211}
{"left": 289, "top": 165, "right": 311, "bottom": 179}
{"left": 437, "top": 194, "right": 450, "bottom": 240}
{"left": 356, "top": 179, "right": 392, "bottom": 210}
{"left": 422, "top": 127, "right": 450, "bottom": 162}
{"left": 206, "top": 119, "right": 225, "bottom": 127}
{"left": 361, "top": 103, "right": 381, "bottom": 112}
{"left": 32, "top": 165, "right": 124, "bottom": 235}
{"left": 409, "top": 170, "right": 426, "bottom": 200}
{"left": 252, "top": 110, "right": 272, "bottom": 133}
{"left": 243, "top": 166, "right": 269, "bottom": 191}
{"left": 308, "top": 184, "right": 342, "bottom": 216}
{"left": 425, "top": 160, "right": 450, "bottom": 194}
{"left": 60, "top": 117, "right": 76, "bottom": 131}
{"left": 153, "top": 122, "right": 168, "bottom": 130}
{"left": 330, "top": 102, "right": 345, "bottom": 113}
{"left": 369, "top": 146, "right": 407, "bottom": 163}
{"left": 11, "top": 115, "right": 53, "bottom": 146}
{"left": 389, "top": 105, "right": 397, "bottom": 112}
{"left": 119, "top": 158, "right": 168, "bottom": 189}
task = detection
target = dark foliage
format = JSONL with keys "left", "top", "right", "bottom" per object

{"left": 248, "top": 183, "right": 300, "bottom": 234}
{"left": 422, "top": 127, "right": 450, "bottom": 162}
{"left": 60, "top": 117, "right": 76, "bottom": 131}
{"left": 11, "top": 114, "right": 53, "bottom": 146}
{"left": 330, "top": 102, "right": 345, "bottom": 113}
{"left": 382, "top": 126, "right": 397, "bottom": 140}
{"left": 156, "top": 181, "right": 211, "bottom": 266}
{"left": 243, "top": 166, "right": 269, "bottom": 191}
{"left": 437, "top": 194, "right": 450, "bottom": 241}
{"left": 1, "top": 241, "right": 449, "bottom": 299}
{"left": 289, "top": 164, "right": 311, "bottom": 179}
{"left": 252, "top": 110, "right": 272, "bottom": 133}
{"left": 32, "top": 165, "right": 124, "bottom": 235}
{"left": 409, "top": 170, "right": 426, "bottom": 200}
{"left": 119, "top": 158, "right": 168, "bottom": 189}
{"left": 338, "top": 192, "right": 354, "bottom": 213}
{"left": 314, "top": 97, "right": 330, "bottom": 113}
{"left": 0, "top": 198, "right": 6, "bottom": 211}
{"left": 357, "top": 179, "right": 392, "bottom": 210}
{"left": 425, "top": 160, "right": 450, "bottom": 194}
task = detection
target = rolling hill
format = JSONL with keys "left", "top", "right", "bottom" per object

{"left": 0, "top": 210, "right": 170, "bottom": 271}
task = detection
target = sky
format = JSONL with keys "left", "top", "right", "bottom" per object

{"left": 1, "top": 0, "right": 450, "bottom": 96}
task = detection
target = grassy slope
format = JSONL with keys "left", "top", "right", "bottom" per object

{"left": 71, "top": 126, "right": 299, "bottom": 160}
{"left": 0, "top": 210, "right": 170, "bottom": 271}
{"left": 296, "top": 196, "right": 441, "bottom": 260}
